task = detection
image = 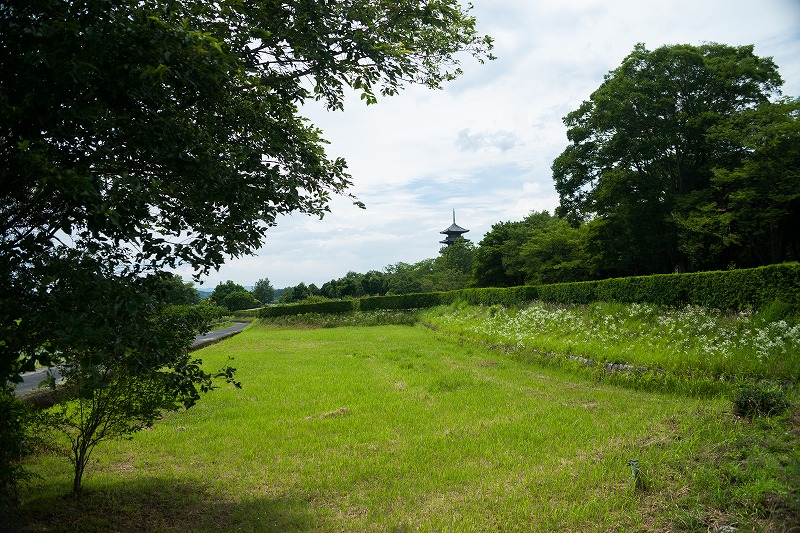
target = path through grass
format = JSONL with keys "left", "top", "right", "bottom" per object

{"left": 19, "top": 322, "right": 798, "bottom": 531}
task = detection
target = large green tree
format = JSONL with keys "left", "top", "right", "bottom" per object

{"left": 1, "top": 0, "right": 492, "bottom": 384}
{"left": 0, "top": 0, "right": 492, "bottom": 495}
{"left": 676, "top": 98, "right": 800, "bottom": 268}
{"left": 552, "top": 43, "right": 783, "bottom": 275}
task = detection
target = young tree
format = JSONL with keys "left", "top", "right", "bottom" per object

{"left": 252, "top": 278, "right": 276, "bottom": 305}
{"left": 38, "top": 251, "right": 236, "bottom": 493}
{"left": 552, "top": 43, "right": 783, "bottom": 275}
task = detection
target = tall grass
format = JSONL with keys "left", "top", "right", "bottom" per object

{"left": 17, "top": 318, "right": 799, "bottom": 531}
{"left": 422, "top": 300, "right": 800, "bottom": 388}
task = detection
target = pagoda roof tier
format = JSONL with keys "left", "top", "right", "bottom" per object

{"left": 440, "top": 223, "right": 469, "bottom": 235}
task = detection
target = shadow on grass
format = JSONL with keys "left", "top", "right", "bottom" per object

{"left": 11, "top": 476, "right": 315, "bottom": 533}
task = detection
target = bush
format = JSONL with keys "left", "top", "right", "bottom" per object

{"left": 0, "top": 392, "right": 37, "bottom": 522}
{"left": 361, "top": 292, "right": 444, "bottom": 311}
{"left": 260, "top": 299, "right": 358, "bottom": 318}
{"left": 733, "top": 381, "right": 791, "bottom": 417}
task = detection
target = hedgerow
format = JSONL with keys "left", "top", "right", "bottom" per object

{"left": 259, "top": 263, "right": 800, "bottom": 317}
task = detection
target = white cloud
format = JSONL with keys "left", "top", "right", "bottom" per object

{"left": 190, "top": 0, "right": 800, "bottom": 289}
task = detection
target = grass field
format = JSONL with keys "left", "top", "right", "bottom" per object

{"left": 16, "top": 307, "right": 800, "bottom": 532}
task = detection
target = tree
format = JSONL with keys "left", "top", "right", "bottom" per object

{"left": 1, "top": 0, "right": 492, "bottom": 385}
{"left": 361, "top": 271, "right": 388, "bottom": 296}
{"left": 385, "top": 263, "right": 426, "bottom": 295}
{"left": 33, "top": 251, "right": 235, "bottom": 493}
{"left": 676, "top": 98, "right": 800, "bottom": 268}
{"left": 222, "top": 290, "right": 261, "bottom": 312}
{"left": 518, "top": 218, "right": 589, "bottom": 285}
{"left": 472, "top": 221, "right": 522, "bottom": 287}
{"left": 431, "top": 238, "right": 475, "bottom": 291}
{"left": 278, "top": 287, "right": 295, "bottom": 304}
{"left": 252, "top": 278, "right": 276, "bottom": 305}
{"left": 159, "top": 273, "right": 201, "bottom": 305}
{"left": 1, "top": 0, "right": 492, "bottom": 496}
{"left": 552, "top": 43, "right": 783, "bottom": 275}
{"left": 210, "top": 281, "right": 248, "bottom": 305}
{"left": 321, "top": 279, "right": 342, "bottom": 299}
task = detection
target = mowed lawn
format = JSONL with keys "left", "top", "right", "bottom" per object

{"left": 22, "top": 323, "right": 754, "bottom": 531}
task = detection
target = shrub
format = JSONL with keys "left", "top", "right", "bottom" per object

{"left": 0, "top": 393, "right": 38, "bottom": 520}
{"left": 360, "top": 292, "right": 443, "bottom": 311}
{"left": 260, "top": 299, "right": 358, "bottom": 318}
{"left": 732, "top": 381, "right": 791, "bottom": 417}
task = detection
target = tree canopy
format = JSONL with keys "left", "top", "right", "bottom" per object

{"left": 0, "top": 0, "right": 492, "bottom": 496}
{"left": 552, "top": 43, "right": 786, "bottom": 275}
{"left": 0, "top": 0, "right": 493, "bottom": 384}
{"left": 252, "top": 278, "right": 276, "bottom": 305}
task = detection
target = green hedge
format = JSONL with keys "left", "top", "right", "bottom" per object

{"left": 360, "top": 292, "right": 444, "bottom": 311}
{"left": 258, "top": 263, "right": 800, "bottom": 317}
{"left": 260, "top": 299, "right": 358, "bottom": 318}
{"left": 447, "top": 285, "right": 540, "bottom": 307}
{"left": 557, "top": 263, "right": 800, "bottom": 309}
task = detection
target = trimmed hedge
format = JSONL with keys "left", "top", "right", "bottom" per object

{"left": 539, "top": 263, "right": 800, "bottom": 310}
{"left": 258, "top": 263, "right": 800, "bottom": 317}
{"left": 447, "top": 285, "right": 540, "bottom": 307}
{"left": 260, "top": 299, "right": 358, "bottom": 318}
{"left": 360, "top": 292, "right": 445, "bottom": 311}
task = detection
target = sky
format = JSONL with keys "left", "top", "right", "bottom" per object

{"left": 182, "top": 0, "right": 800, "bottom": 290}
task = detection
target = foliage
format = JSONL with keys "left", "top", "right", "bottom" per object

{"left": 732, "top": 381, "right": 791, "bottom": 418}
{"left": 537, "top": 263, "right": 800, "bottom": 310}
{"left": 167, "top": 301, "right": 229, "bottom": 331}
{"left": 0, "top": 0, "right": 491, "bottom": 386}
{"left": 258, "top": 264, "right": 800, "bottom": 320}
{"left": 0, "top": 392, "right": 38, "bottom": 522}
{"left": 278, "top": 282, "right": 324, "bottom": 303}
{"left": 210, "top": 281, "right": 248, "bottom": 305}
{"left": 261, "top": 299, "right": 359, "bottom": 318}
{"left": 676, "top": 97, "right": 800, "bottom": 268}
{"left": 156, "top": 273, "right": 201, "bottom": 305}
{"left": 552, "top": 43, "right": 786, "bottom": 276}
{"left": 471, "top": 211, "right": 591, "bottom": 287}
{"left": 222, "top": 290, "right": 261, "bottom": 312}
{"left": 360, "top": 292, "right": 447, "bottom": 311}
{"left": 18, "top": 250, "right": 239, "bottom": 494}
{"left": 251, "top": 278, "right": 276, "bottom": 305}
{"left": 259, "top": 309, "right": 419, "bottom": 329}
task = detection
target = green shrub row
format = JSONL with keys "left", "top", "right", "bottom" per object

{"left": 535, "top": 263, "right": 800, "bottom": 308}
{"left": 259, "top": 263, "right": 800, "bottom": 317}
{"left": 260, "top": 299, "right": 358, "bottom": 318}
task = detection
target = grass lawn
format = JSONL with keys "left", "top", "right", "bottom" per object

{"left": 18, "top": 320, "right": 799, "bottom": 532}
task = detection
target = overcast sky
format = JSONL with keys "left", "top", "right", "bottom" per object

{"left": 183, "top": 0, "right": 800, "bottom": 290}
